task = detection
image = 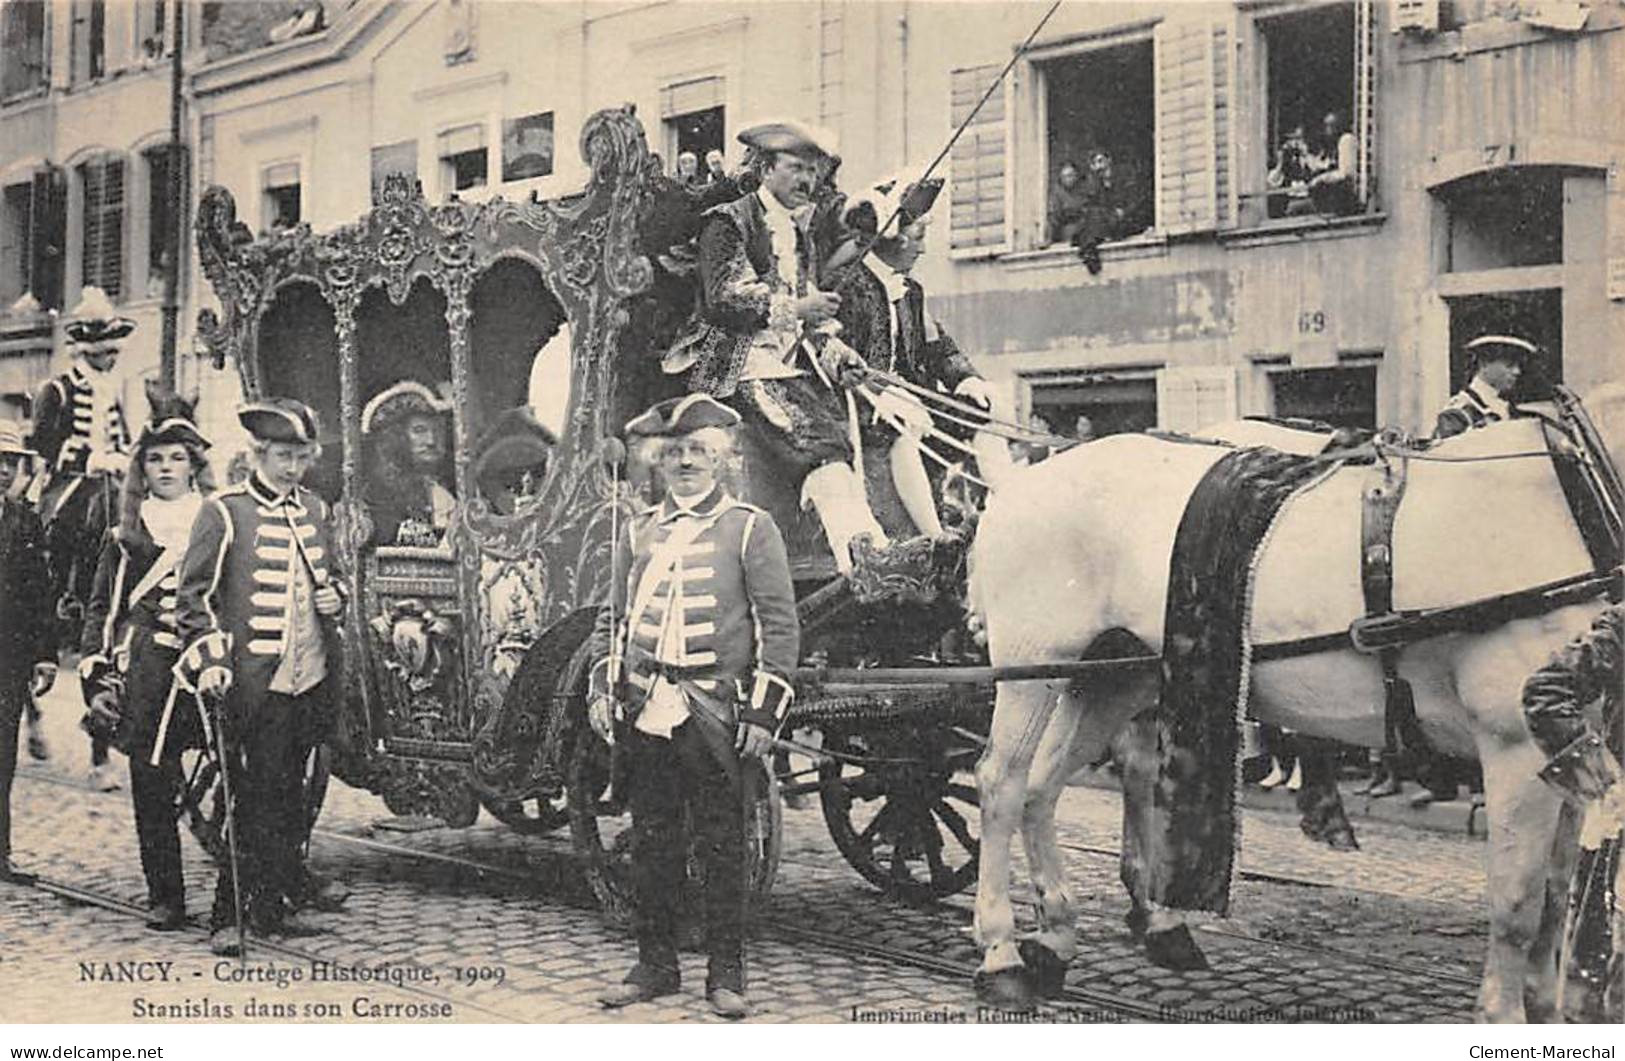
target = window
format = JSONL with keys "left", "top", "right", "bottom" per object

{"left": 1031, "top": 374, "right": 1159, "bottom": 439}
{"left": 1440, "top": 169, "right": 1563, "bottom": 272}
{"left": 1, "top": 0, "right": 49, "bottom": 99}
{"left": 660, "top": 76, "right": 725, "bottom": 172}
{"left": 261, "top": 162, "right": 301, "bottom": 232}
{"left": 371, "top": 140, "right": 417, "bottom": 203}
{"left": 501, "top": 112, "right": 554, "bottom": 183}
{"left": 1, "top": 183, "right": 32, "bottom": 306}
{"left": 146, "top": 145, "right": 184, "bottom": 294}
{"left": 1038, "top": 41, "right": 1155, "bottom": 245}
{"left": 137, "top": 0, "right": 168, "bottom": 60}
{"left": 437, "top": 125, "right": 487, "bottom": 194}
{"left": 71, "top": 0, "right": 106, "bottom": 83}
{"left": 1270, "top": 365, "right": 1378, "bottom": 430}
{"left": 1253, "top": 1, "right": 1376, "bottom": 223}
{"left": 79, "top": 154, "right": 124, "bottom": 301}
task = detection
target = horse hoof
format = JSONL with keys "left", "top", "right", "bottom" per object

{"left": 1324, "top": 826, "right": 1360, "bottom": 852}
{"left": 1144, "top": 924, "right": 1209, "bottom": 972}
{"left": 1125, "top": 907, "right": 1149, "bottom": 941}
{"left": 1017, "top": 939, "right": 1069, "bottom": 1000}
{"left": 973, "top": 966, "right": 1037, "bottom": 1009}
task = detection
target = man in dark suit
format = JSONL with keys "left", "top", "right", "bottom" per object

{"left": 1434, "top": 334, "right": 1535, "bottom": 439}
{"left": 590, "top": 395, "right": 799, "bottom": 1020}
{"left": 0, "top": 421, "right": 58, "bottom": 884}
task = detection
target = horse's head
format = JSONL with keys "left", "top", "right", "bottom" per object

{"left": 143, "top": 381, "right": 198, "bottom": 426}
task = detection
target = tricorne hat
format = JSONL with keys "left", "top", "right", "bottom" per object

{"left": 239, "top": 398, "right": 320, "bottom": 444}
{"left": 847, "top": 168, "right": 945, "bottom": 241}
{"left": 472, "top": 406, "right": 556, "bottom": 481}
{"left": 0, "top": 420, "right": 38, "bottom": 458}
{"left": 624, "top": 394, "right": 741, "bottom": 438}
{"left": 362, "top": 381, "right": 452, "bottom": 437}
{"left": 137, "top": 416, "right": 210, "bottom": 451}
{"left": 1465, "top": 334, "right": 1538, "bottom": 366}
{"left": 64, "top": 286, "right": 136, "bottom": 345}
{"left": 736, "top": 119, "right": 838, "bottom": 161}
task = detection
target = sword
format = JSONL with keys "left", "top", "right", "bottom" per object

{"left": 201, "top": 686, "right": 247, "bottom": 963}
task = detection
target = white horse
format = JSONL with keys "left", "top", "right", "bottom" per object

{"left": 968, "top": 386, "right": 1625, "bottom": 1023}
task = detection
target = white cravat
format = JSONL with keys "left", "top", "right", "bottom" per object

{"left": 140, "top": 492, "right": 203, "bottom": 551}
{"left": 757, "top": 187, "right": 799, "bottom": 289}
{"left": 1466, "top": 377, "right": 1512, "bottom": 422}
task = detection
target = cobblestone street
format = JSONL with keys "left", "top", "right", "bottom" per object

{"left": 0, "top": 681, "right": 1496, "bottom": 1025}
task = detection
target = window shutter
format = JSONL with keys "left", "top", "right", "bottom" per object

{"left": 30, "top": 165, "right": 65, "bottom": 310}
{"left": 80, "top": 156, "right": 124, "bottom": 301}
{"left": 1156, "top": 366, "right": 1237, "bottom": 433}
{"left": 1212, "top": 15, "right": 1236, "bottom": 228}
{"left": 1153, "top": 16, "right": 1218, "bottom": 235}
{"left": 1354, "top": 0, "right": 1377, "bottom": 210}
{"left": 948, "top": 63, "right": 1007, "bottom": 255}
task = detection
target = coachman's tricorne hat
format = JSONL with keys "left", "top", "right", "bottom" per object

{"left": 624, "top": 394, "right": 741, "bottom": 438}
{"left": 239, "top": 398, "right": 320, "bottom": 444}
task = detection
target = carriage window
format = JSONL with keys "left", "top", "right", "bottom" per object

{"left": 438, "top": 124, "right": 488, "bottom": 194}
{"left": 261, "top": 162, "right": 301, "bottom": 233}
{"left": 501, "top": 112, "right": 554, "bottom": 183}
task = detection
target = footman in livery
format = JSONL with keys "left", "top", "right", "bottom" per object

{"left": 172, "top": 398, "right": 347, "bottom": 954}
{"left": 589, "top": 394, "right": 799, "bottom": 1020}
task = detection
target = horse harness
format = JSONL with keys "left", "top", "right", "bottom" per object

{"left": 1250, "top": 397, "right": 1624, "bottom": 758}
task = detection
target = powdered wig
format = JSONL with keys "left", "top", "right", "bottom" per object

{"left": 634, "top": 425, "right": 741, "bottom": 498}
{"left": 119, "top": 438, "right": 215, "bottom": 539}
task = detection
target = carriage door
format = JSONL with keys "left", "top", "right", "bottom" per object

{"left": 353, "top": 279, "right": 471, "bottom": 756}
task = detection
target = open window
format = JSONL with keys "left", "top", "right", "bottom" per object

{"left": 370, "top": 140, "right": 417, "bottom": 204}
{"left": 661, "top": 76, "right": 725, "bottom": 176}
{"left": 438, "top": 124, "right": 488, "bottom": 195}
{"left": 1031, "top": 372, "right": 1159, "bottom": 440}
{"left": 1439, "top": 168, "right": 1564, "bottom": 272}
{"left": 261, "top": 161, "right": 301, "bottom": 233}
{"left": 1269, "top": 362, "right": 1379, "bottom": 430}
{"left": 1037, "top": 40, "right": 1155, "bottom": 246}
{"left": 145, "top": 144, "right": 185, "bottom": 298}
{"left": 70, "top": 0, "right": 106, "bottom": 83}
{"left": 1250, "top": 1, "right": 1376, "bottom": 224}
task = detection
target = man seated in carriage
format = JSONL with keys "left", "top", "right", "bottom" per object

{"left": 361, "top": 381, "right": 457, "bottom": 549}
{"left": 828, "top": 170, "right": 995, "bottom": 540}
{"left": 661, "top": 119, "right": 886, "bottom": 576}
{"left": 1434, "top": 334, "right": 1537, "bottom": 439}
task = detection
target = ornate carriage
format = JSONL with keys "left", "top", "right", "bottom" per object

{"left": 194, "top": 106, "right": 988, "bottom": 920}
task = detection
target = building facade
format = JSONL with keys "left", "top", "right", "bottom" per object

{"left": 2, "top": 0, "right": 1619, "bottom": 444}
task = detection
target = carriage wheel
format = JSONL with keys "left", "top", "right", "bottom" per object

{"left": 178, "top": 741, "right": 333, "bottom": 866}
{"left": 817, "top": 725, "right": 982, "bottom": 902}
{"left": 478, "top": 793, "right": 571, "bottom": 834}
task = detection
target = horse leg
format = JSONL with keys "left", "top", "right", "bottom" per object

{"left": 974, "top": 678, "right": 1060, "bottom": 1005}
{"left": 1115, "top": 707, "right": 1209, "bottom": 971}
{"left": 1014, "top": 687, "right": 1089, "bottom": 997}
{"left": 1293, "top": 737, "right": 1358, "bottom": 851}
{"left": 1476, "top": 739, "right": 1566, "bottom": 1023}
{"left": 1524, "top": 800, "right": 1582, "bottom": 1023}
